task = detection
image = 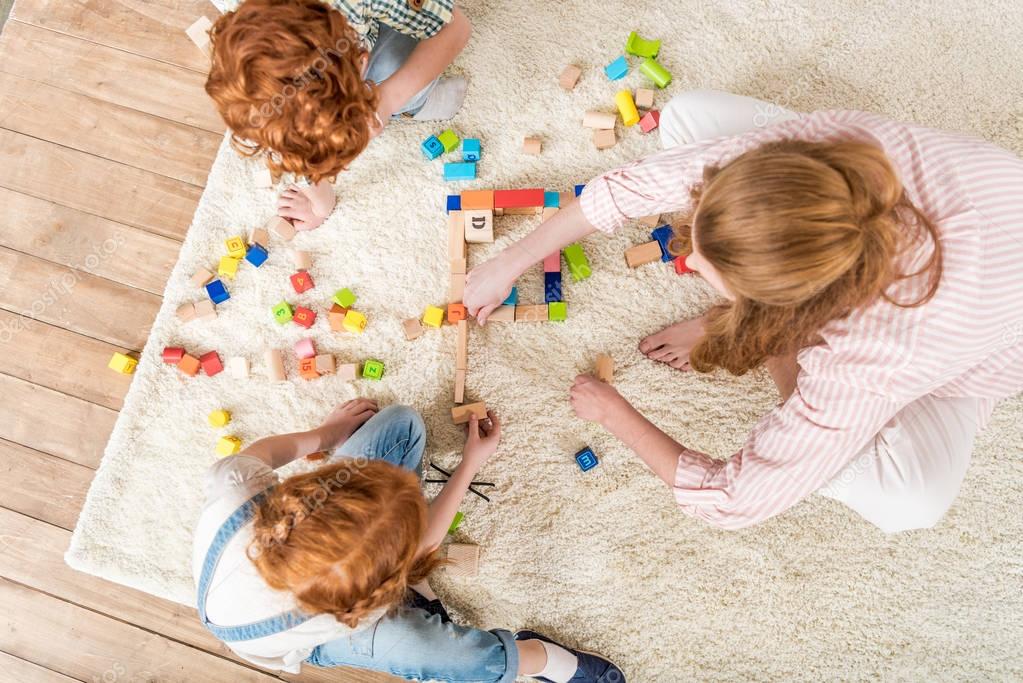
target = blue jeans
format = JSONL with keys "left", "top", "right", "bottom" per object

{"left": 365, "top": 25, "right": 438, "bottom": 117}
{"left": 308, "top": 406, "right": 519, "bottom": 683}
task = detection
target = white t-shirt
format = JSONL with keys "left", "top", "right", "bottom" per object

{"left": 191, "top": 455, "right": 374, "bottom": 672}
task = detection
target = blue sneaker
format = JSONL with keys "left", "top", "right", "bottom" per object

{"left": 515, "top": 630, "right": 626, "bottom": 683}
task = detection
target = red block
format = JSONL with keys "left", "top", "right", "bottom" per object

{"left": 162, "top": 346, "right": 185, "bottom": 364}
{"left": 639, "top": 110, "right": 660, "bottom": 134}
{"left": 290, "top": 271, "right": 315, "bottom": 294}
{"left": 293, "top": 306, "right": 316, "bottom": 328}
{"left": 199, "top": 350, "right": 224, "bottom": 376}
{"left": 674, "top": 255, "right": 693, "bottom": 275}
{"left": 494, "top": 188, "right": 545, "bottom": 209}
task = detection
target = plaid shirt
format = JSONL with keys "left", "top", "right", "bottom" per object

{"left": 213, "top": 0, "right": 454, "bottom": 48}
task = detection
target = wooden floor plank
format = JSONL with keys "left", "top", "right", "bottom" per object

{"left": 0, "top": 439, "right": 91, "bottom": 529}
{"left": 0, "top": 72, "right": 220, "bottom": 186}
{"left": 0, "top": 188, "right": 180, "bottom": 295}
{"left": 11, "top": 0, "right": 215, "bottom": 72}
{"left": 0, "top": 311, "right": 131, "bottom": 410}
{"left": 0, "top": 246, "right": 161, "bottom": 349}
{"left": 0, "top": 129, "right": 201, "bottom": 241}
{"left": 0, "top": 20, "right": 223, "bottom": 132}
{"left": 0, "top": 651, "right": 79, "bottom": 683}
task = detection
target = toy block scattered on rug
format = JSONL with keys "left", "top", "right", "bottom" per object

{"left": 575, "top": 446, "right": 599, "bottom": 471}
{"left": 266, "top": 216, "right": 296, "bottom": 241}
{"left": 462, "top": 138, "right": 481, "bottom": 162}
{"left": 448, "top": 303, "right": 467, "bottom": 323}
{"left": 639, "top": 110, "right": 660, "bottom": 134}
{"left": 178, "top": 353, "right": 201, "bottom": 377}
{"left": 315, "top": 354, "right": 336, "bottom": 375}
{"left": 199, "top": 351, "right": 224, "bottom": 377}
{"left": 583, "top": 110, "right": 616, "bottom": 129}
{"left": 190, "top": 268, "right": 214, "bottom": 288}
{"left": 604, "top": 55, "right": 629, "bottom": 80}
{"left": 503, "top": 287, "right": 518, "bottom": 305}
{"left": 362, "top": 360, "right": 385, "bottom": 380}
{"left": 548, "top": 302, "right": 567, "bottom": 321}
{"left": 447, "top": 511, "right": 465, "bottom": 534}
{"left": 337, "top": 363, "right": 358, "bottom": 381}
{"left": 290, "top": 271, "right": 314, "bottom": 293}
{"left": 293, "top": 306, "right": 316, "bottom": 329}
{"left": 207, "top": 410, "right": 231, "bottom": 427}
{"left": 559, "top": 64, "right": 582, "bottom": 90}
{"left": 193, "top": 300, "right": 217, "bottom": 320}
{"left": 421, "top": 135, "right": 444, "bottom": 160}
{"left": 615, "top": 90, "right": 640, "bottom": 127}
{"left": 446, "top": 543, "right": 480, "bottom": 578}
{"left": 206, "top": 279, "right": 229, "bottom": 304}
{"left": 292, "top": 250, "right": 312, "bottom": 270}
{"left": 564, "top": 243, "right": 592, "bottom": 281}
{"left": 515, "top": 304, "right": 549, "bottom": 322}
{"left": 245, "top": 244, "right": 268, "bottom": 267}
{"left": 634, "top": 88, "right": 655, "bottom": 109}
{"left": 298, "top": 357, "right": 319, "bottom": 380}
{"left": 403, "top": 318, "right": 425, "bottom": 340}
{"left": 333, "top": 288, "right": 357, "bottom": 308}
{"left": 228, "top": 356, "right": 249, "bottom": 378}
{"left": 328, "top": 303, "right": 348, "bottom": 331}
{"left": 225, "top": 236, "right": 246, "bottom": 259}
{"left": 543, "top": 251, "right": 561, "bottom": 272}
{"left": 272, "top": 301, "right": 293, "bottom": 325}
{"left": 342, "top": 310, "right": 366, "bottom": 333}
{"left": 626, "top": 241, "right": 663, "bottom": 268}
{"left": 294, "top": 338, "right": 316, "bottom": 359}
{"left": 593, "top": 129, "right": 617, "bottom": 150}
{"left": 437, "top": 129, "right": 460, "bottom": 152}
{"left": 108, "top": 352, "right": 137, "bottom": 375}
{"left": 452, "top": 401, "right": 487, "bottom": 424}
{"left": 638, "top": 214, "right": 661, "bottom": 228}
{"left": 675, "top": 256, "right": 693, "bottom": 275}
{"left": 265, "top": 349, "right": 286, "bottom": 381}
{"left": 162, "top": 347, "right": 185, "bottom": 364}
{"left": 423, "top": 305, "right": 445, "bottom": 328}
{"left": 218, "top": 256, "right": 240, "bottom": 280}
{"left": 625, "top": 31, "right": 661, "bottom": 58}
{"left": 595, "top": 353, "right": 614, "bottom": 383}
{"left": 249, "top": 228, "right": 270, "bottom": 249}
{"left": 463, "top": 209, "right": 494, "bottom": 243}
{"left": 216, "top": 436, "right": 242, "bottom": 457}
{"left": 185, "top": 16, "right": 213, "bottom": 57}
{"left": 444, "top": 162, "right": 477, "bottom": 182}
{"left": 651, "top": 225, "right": 675, "bottom": 262}
{"left": 640, "top": 57, "right": 672, "bottom": 88}
{"left": 522, "top": 136, "right": 542, "bottom": 155}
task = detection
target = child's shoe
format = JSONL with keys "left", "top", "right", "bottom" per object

{"left": 410, "top": 76, "right": 468, "bottom": 121}
{"left": 515, "top": 629, "right": 626, "bottom": 683}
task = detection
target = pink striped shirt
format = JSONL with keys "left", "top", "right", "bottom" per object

{"left": 580, "top": 110, "right": 1023, "bottom": 529}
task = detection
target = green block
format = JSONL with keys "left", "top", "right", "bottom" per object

{"left": 447, "top": 511, "right": 465, "bottom": 534}
{"left": 362, "top": 359, "right": 384, "bottom": 380}
{"left": 640, "top": 57, "right": 672, "bottom": 89}
{"left": 437, "top": 129, "right": 460, "bottom": 153}
{"left": 625, "top": 30, "right": 661, "bottom": 58}
{"left": 548, "top": 302, "right": 567, "bottom": 321}
{"left": 564, "top": 243, "right": 592, "bottom": 281}
{"left": 333, "top": 287, "right": 357, "bottom": 308}
{"left": 272, "top": 301, "right": 293, "bottom": 325}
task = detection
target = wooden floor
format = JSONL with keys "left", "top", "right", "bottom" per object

{"left": 0, "top": 1, "right": 389, "bottom": 680}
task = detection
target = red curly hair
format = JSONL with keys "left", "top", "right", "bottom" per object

{"left": 206, "top": 0, "right": 379, "bottom": 183}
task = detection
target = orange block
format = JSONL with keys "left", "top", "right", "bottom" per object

{"left": 299, "top": 357, "right": 319, "bottom": 380}
{"left": 177, "top": 353, "right": 201, "bottom": 376}
{"left": 460, "top": 189, "right": 494, "bottom": 210}
{"left": 447, "top": 303, "right": 467, "bottom": 323}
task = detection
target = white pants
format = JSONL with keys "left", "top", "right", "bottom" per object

{"left": 660, "top": 90, "right": 978, "bottom": 533}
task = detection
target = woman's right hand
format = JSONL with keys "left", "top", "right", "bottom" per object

{"left": 464, "top": 254, "right": 518, "bottom": 324}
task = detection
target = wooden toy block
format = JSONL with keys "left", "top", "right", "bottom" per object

{"left": 460, "top": 189, "right": 494, "bottom": 210}
{"left": 639, "top": 109, "right": 660, "bottom": 134}
{"left": 293, "top": 306, "right": 316, "bottom": 329}
{"left": 615, "top": 89, "right": 640, "bottom": 127}
{"left": 583, "top": 111, "right": 616, "bottom": 129}
{"left": 185, "top": 16, "right": 213, "bottom": 56}
{"left": 454, "top": 368, "right": 466, "bottom": 403}
{"left": 448, "top": 211, "right": 467, "bottom": 260}
{"left": 503, "top": 206, "right": 543, "bottom": 215}
{"left": 218, "top": 256, "right": 240, "bottom": 280}
{"left": 254, "top": 167, "right": 273, "bottom": 189}
{"left": 515, "top": 304, "right": 549, "bottom": 322}
{"left": 332, "top": 287, "right": 357, "bottom": 308}
{"left": 225, "top": 236, "right": 246, "bottom": 258}
{"left": 267, "top": 216, "right": 296, "bottom": 241}
{"left": 290, "top": 271, "right": 315, "bottom": 293}
{"left": 604, "top": 55, "right": 628, "bottom": 80}
{"left": 315, "top": 354, "right": 335, "bottom": 375}
{"left": 451, "top": 401, "right": 487, "bottom": 424}
{"left": 635, "top": 88, "right": 655, "bottom": 109}
{"left": 205, "top": 279, "right": 230, "bottom": 305}
{"left": 265, "top": 349, "right": 286, "bottom": 381}
{"left": 176, "top": 302, "right": 196, "bottom": 322}
{"left": 216, "top": 436, "right": 242, "bottom": 457}
{"left": 449, "top": 273, "right": 465, "bottom": 301}
{"left": 228, "top": 356, "right": 249, "bottom": 378}
{"left": 294, "top": 338, "right": 316, "bottom": 359}
{"left": 341, "top": 310, "right": 366, "bottom": 333}
{"left": 249, "top": 227, "right": 270, "bottom": 248}
{"left": 462, "top": 138, "right": 481, "bottom": 162}
{"left": 493, "top": 188, "right": 545, "bottom": 209}
{"left": 548, "top": 301, "right": 567, "bottom": 321}
{"left": 564, "top": 243, "right": 592, "bottom": 281}
{"left": 337, "top": 363, "right": 358, "bottom": 381}
{"left": 421, "top": 135, "right": 443, "bottom": 160}
{"left": 463, "top": 209, "right": 494, "bottom": 243}
{"left": 108, "top": 352, "right": 137, "bottom": 374}
{"left": 456, "top": 319, "right": 468, "bottom": 370}
{"left": 625, "top": 241, "right": 663, "bottom": 268}
{"left": 423, "top": 305, "right": 445, "bottom": 328}
{"left": 328, "top": 303, "right": 348, "bottom": 331}
{"left": 446, "top": 194, "right": 461, "bottom": 212}
{"left": 639, "top": 58, "right": 672, "bottom": 89}
{"left": 595, "top": 353, "right": 614, "bottom": 383}
{"left": 207, "top": 409, "right": 231, "bottom": 427}
{"left": 448, "top": 511, "right": 465, "bottom": 534}
{"left": 638, "top": 214, "right": 661, "bottom": 228}
{"left": 625, "top": 31, "right": 661, "bottom": 58}
{"left": 543, "top": 251, "right": 561, "bottom": 272}
{"left": 488, "top": 305, "right": 516, "bottom": 322}
{"left": 522, "top": 136, "right": 542, "bottom": 155}
{"left": 437, "top": 129, "right": 460, "bottom": 152}
{"left": 444, "top": 162, "right": 477, "bottom": 181}
{"left": 450, "top": 258, "right": 467, "bottom": 274}
{"left": 448, "top": 303, "right": 467, "bottom": 323}
{"left": 446, "top": 543, "right": 480, "bottom": 578}
{"left": 299, "top": 357, "right": 319, "bottom": 380}
{"left": 559, "top": 190, "right": 575, "bottom": 208}
{"left": 293, "top": 250, "right": 312, "bottom": 270}
{"left": 200, "top": 350, "right": 224, "bottom": 376}
{"left": 575, "top": 184, "right": 586, "bottom": 196}
{"left": 272, "top": 301, "right": 293, "bottom": 325}
{"left": 403, "top": 317, "right": 424, "bottom": 340}
{"left": 543, "top": 191, "right": 560, "bottom": 208}
{"left": 675, "top": 255, "right": 694, "bottom": 275}
{"left": 362, "top": 359, "right": 385, "bottom": 380}
{"left": 194, "top": 299, "right": 217, "bottom": 320}
{"left": 544, "top": 271, "right": 562, "bottom": 302}
{"left": 245, "top": 244, "right": 268, "bottom": 267}
{"left": 162, "top": 346, "right": 185, "bottom": 364}
{"left": 651, "top": 225, "right": 675, "bottom": 262}
{"left": 593, "top": 129, "right": 617, "bottom": 150}
{"left": 190, "top": 268, "right": 214, "bottom": 288}
{"left": 575, "top": 446, "right": 599, "bottom": 471}
{"left": 503, "top": 287, "right": 518, "bottom": 305}
{"left": 559, "top": 64, "right": 582, "bottom": 90}
{"left": 178, "top": 353, "right": 201, "bottom": 376}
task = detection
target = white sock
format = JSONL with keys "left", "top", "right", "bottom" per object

{"left": 411, "top": 77, "right": 468, "bottom": 121}
{"left": 533, "top": 640, "right": 578, "bottom": 683}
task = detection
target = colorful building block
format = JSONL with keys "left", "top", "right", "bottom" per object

{"left": 178, "top": 353, "right": 201, "bottom": 376}
{"left": 575, "top": 184, "right": 585, "bottom": 196}
{"left": 462, "top": 138, "right": 481, "bottom": 162}
{"left": 444, "top": 162, "right": 477, "bottom": 181}
{"left": 651, "top": 225, "right": 675, "bottom": 262}
{"left": 437, "top": 129, "right": 460, "bottom": 152}
{"left": 199, "top": 350, "right": 224, "bottom": 376}
{"left": 421, "top": 135, "right": 443, "bottom": 160}
{"left": 332, "top": 287, "right": 357, "bottom": 308}
{"left": 544, "top": 272, "right": 563, "bottom": 302}
{"left": 294, "top": 338, "right": 316, "bottom": 359}
{"left": 564, "top": 243, "right": 592, "bottom": 281}
{"left": 162, "top": 346, "right": 185, "bottom": 364}
{"left": 543, "top": 251, "right": 561, "bottom": 272}
{"left": 217, "top": 256, "right": 240, "bottom": 280}
{"left": 543, "top": 191, "right": 560, "bottom": 208}
{"left": 107, "top": 352, "right": 137, "bottom": 374}
{"left": 298, "top": 357, "right": 319, "bottom": 380}
{"left": 216, "top": 436, "right": 242, "bottom": 457}
{"left": 208, "top": 409, "right": 231, "bottom": 427}
{"left": 446, "top": 194, "right": 461, "bottom": 212}
{"left": 493, "top": 188, "right": 545, "bottom": 209}
{"left": 460, "top": 189, "right": 494, "bottom": 210}
{"left": 625, "top": 31, "right": 661, "bottom": 58}
{"left": 639, "top": 109, "right": 660, "bottom": 134}
{"left": 522, "top": 136, "right": 542, "bottom": 155}
{"left": 205, "top": 279, "right": 229, "bottom": 304}
{"left": 575, "top": 446, "right": 599, "bottom": 471}
{"left": 403, "top": 318, "right": 424, "bottom": 340}
{"left": 362, "top": 359, "right": 385, "bottom": 380}
{"left": 548, "top": 301, "right": 567, "bottom": 321}
{"left": 272, "top": 301, "right": 293, "bottom": 325}
{"left": 225, "top": 236, "right": 246, "bottom": 258}
{"left": 423, "top": 305, "right": 445, "bottom": 328}
{"left": 328, "top": 303, "right": 348, "bottom": 331}
{"left": 290, "top": 271, "right": 315, "bottom": 293}
{"left": 675, "top": 255, "right": 693, "bottom": 275}
{"left": 448, "top": 303, "right": 467, "bottom": 323}
{"left": 640, "top": 57, "right": 672, "bottom": 88}
{"left": 293, "top": 306, "right": 316, "bottom": 328}
{"left": 615, "top": 89, "right": 640, "bottom": 127}
{"left": 315, "top": 354, "right": 335, "bottom": 375}
{"left": 245, "top": 243, "right": 268, "bottom": 267}
{"left": 604, "top": 55, "right": 629, "bottom": 80}
{"left": 448, "top": 511, "right": 465, "bottom": 534}
{"left": 503, "top": 287, "right": 518, "bottom": 305}
{"left": 559, "top": 63, "right": 582, "bottom": 90}
{"left": 342, "top": 310, "right": 366, "bottom": 333}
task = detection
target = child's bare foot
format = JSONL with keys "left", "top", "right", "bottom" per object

{"left": 638, "top": 316, "right": 706, "bottom": 371}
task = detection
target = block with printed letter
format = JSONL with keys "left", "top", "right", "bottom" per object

{"left": 463, "top": 209, "right": 494, "bottom": 243}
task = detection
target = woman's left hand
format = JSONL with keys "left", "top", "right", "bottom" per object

{"left": 570, "top": 374, "right": 631, "bottom": 426}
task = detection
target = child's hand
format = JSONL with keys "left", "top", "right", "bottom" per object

{"left": 464, "top": 256, "right": 518, "bottom": 324}
{"left": 462, "top": 410, "right": 500, "bottom": 470}
{"left": 278, "top": 183, "right": 335, "bottom": 231}
{"left": 320, "top": 398, "right": 378, "bottom": 448}
{"left": 570, "top": 374, "right": 631, "bottom": 426}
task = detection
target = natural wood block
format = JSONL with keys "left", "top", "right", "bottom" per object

{"left": 559, "top": 64, "right": 582, "bottom": 90}
{"left": 464, "top": 209, "right": 494, "bottom": 243}
{"left": 249, "top": 227, "right": 270, "bottom": 248}
{"left": 190, "top": 268, "right": 214, "bottom": 288}
{"left": 593, "top": 129, "right": 617, "bottom": 150}
{"left": 488, "top": 305, "right": 516, "bottom": 322}
{"left": 449, "top": 273, "right": 465, "bottom": 302}
{"left": 315, "top": 354, "right": 335, "bottom": 375}
{"left": 267, "top": 216, "right": 295, "bottom": 241}
{"left": 635, "top": 88, "right": 655, "bottom": 109}
{"left": 293, "top": 250, "right": 312, "bottom": 270}
{"left": 194, "top": 299, "right": 217, "bottom": 320}
{"left": 559, "top": 190, "right": 575, "bottom": 207}
{"left": 253, "top": 167, "right": 273, "bottom": 189}
{"left": 403, "top": 318, "right": 424, "bottom": 341}
{"left": 625, "top": 240, "right": 663, "bottom": 268}
{"left": 595, "top": 353, "right": 614, "bottom": 383}
{"left": 522, "top": 136, "right": 542, "bottom": 155}
{"left": 450, "top": 258, "right": 467, "bottom": 274}
{"left": 328, "top": 303, "right": 347, "bottom": 331}
{"left": 583, "top": 111, "right": 616, "bottom": 129}
{"left": 515, "top": 304, "right": 549, "bottom": 322}
{"left": 448, "top": 211, "right": 467, "bottom": 260}
{"left": 452, "top": 401, "right": 487, "bottom": 424}
{"left": 185, "top": 16, "right": 213, "bottom": 56}
{"left": 638, "top": 214, "right": 661, "bottom": 228}
{"left": 337, "top": 363, "right": 358, "bottom": 381}
{"left": 265, "top": 349, "right": 286, "bottom": 381}
{"left": 228, "top": 356, "right": 249, "bottom": 378}
{"left": 541, "top": 207, "right": 559, "bottom": 222}
{"left": 503, "top": 206, "right": 541, "bottom": 216}
{"left": 175, "top": 302, "right": 195, "bottom": 322}
{"left": 446, "top": 543, "right": 480, "bottom": 578}
{"left": 456, "top": 320, "right": 468, "bottom": 370}
{"left": 461, "top": 189, "right": 494, "bottom": 210}
{"left": 454, "top": 368, "right": 466, "bottom": 404}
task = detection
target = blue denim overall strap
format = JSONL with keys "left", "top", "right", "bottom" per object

{"left": 197, "top": 489, "right": 312, "bottom": 641}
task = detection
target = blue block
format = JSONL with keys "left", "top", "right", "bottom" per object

{"left": 446, "top": 194, "right": 461, "bottom": 212}
{"left": 604, "top": 55, "right": 629, "bottom": 80}
{"left": 463, "top": 138, "right": 481, "bottom": 162}
{"left": 574, "top": 184, "right": 585, "bottom": 196}
{"left": 205, "top": 279, "right": 229, "bottom": 304}
{"left": 503, "top": 286, "right": 518, "bottom": 306}
{"left": 421, "top": 135, "right": 443, "bottom": 160}
{"left": 244, "top": 243, "right": 268, "bottom": 267}
{"left": 575, "top": 447, "right": 599, "bottom": 472}
{"left": 543, "top": 190, "right": 560, "bottom": 208}
{"left": 444, "top": 162, "right": 477, "bottom": 181}
{"left": 544, "top": 272, "right": 562, "bottom": 303}
{"left": 651, "top": 225, "right": 674, "bottom": 262}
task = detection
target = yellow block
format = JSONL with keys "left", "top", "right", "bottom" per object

{"left": 225, "top": 236, "right": 247, "bottom": 258}
{"left": 342, "top": 310, "right": 367, "bottom": 334}
{"left": 218, "top": 256, "right": 240, "bottom": 279}
{"left": 107, "top": 352, "right": 137, "bottom": 374}
{"left": 216, "top": 435, "right": 242, "bottom": 457}
{"left": 207, "top": 409, "right": 231, "bottom": 427}
{"left": 615, "top": 89, "right": 640, "bottom": 127}
{"left": 422, "top": 305, "right": 445, "bottom": 328}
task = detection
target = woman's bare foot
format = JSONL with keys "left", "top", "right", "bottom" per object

{"left": 638, "top": 316, "right": 706, "bottom": 370}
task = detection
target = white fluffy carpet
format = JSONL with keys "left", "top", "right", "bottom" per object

{"left": 68, "top": 0, "right": 1023, "bottom": 679}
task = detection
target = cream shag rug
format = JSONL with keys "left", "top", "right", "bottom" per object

{"left": 68, "top": 0, "right": 1023, "bottom": 679}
